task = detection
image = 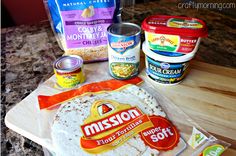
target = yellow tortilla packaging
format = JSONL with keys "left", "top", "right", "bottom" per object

{"left": 38, "top": 77, "right": 230, "bottom": 156}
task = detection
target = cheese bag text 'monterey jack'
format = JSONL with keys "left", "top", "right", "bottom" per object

{"left": 38, "top": 77, "right": 230, "bottom": 156}
{"left": 44, "top": 0, "right": 122, "bottom": 62}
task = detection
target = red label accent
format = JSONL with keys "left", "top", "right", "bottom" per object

{"left": 140, "top": 115, "right": 180, "bottom": 151}
{"left": 177, "top": 36, "right": 198, "bottom": 53}
{"left": 102, "top": 104, "right": 112, "bottom": 114}
{"left": 111, "top": 40, "right": 134, "bottom": 49}
{"left": 81, "top": 107, "right": 143, "bottom": 137}
{"left": 38, "top": 77, "right": 143, "bottom": 110}
{"left": 80, "top": 114, "right": 150, "bottom": 149}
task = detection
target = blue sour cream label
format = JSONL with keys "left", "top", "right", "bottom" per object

{"left": 145, "top": 56, "right": 189, "bottom": 84}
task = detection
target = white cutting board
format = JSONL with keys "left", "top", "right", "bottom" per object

{"left": 5, "top": 60, "right": 236, "bottom": 155}
{"left": 5, "top": 77, "right": 58, "bottom": 150}
{"left": 5, "top": 62, "right": 112, "bottom": 152}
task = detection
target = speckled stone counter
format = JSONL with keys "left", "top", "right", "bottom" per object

{"left": 1, "top": 22, "right": 63, "bottom": 156}
{"left": 1, "top": 1, "right": 236, "bottom": 155}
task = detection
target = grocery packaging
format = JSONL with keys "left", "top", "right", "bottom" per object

{"left": 53, "top": 55, "right": 85, "bottom": 88}
{"left": 142, "top": 41, "right": 195, "bottom": 85}
{"left": 142, "top": 15, "right": 207, "bottom": 56}
{"left": 37, "top": 76, "right": 229, "bottom": 156}
{"left": 44, "top": 0, "right": 122, "bottom": 62}
{"left": 107, "top": 23, "right": 141, "bottom": 80}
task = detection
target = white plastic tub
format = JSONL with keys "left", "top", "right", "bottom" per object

{"left": 142, "top": 15, "right": 207, "bottom": 56}
{"left": 142, "top": 41, "right": 195, "bottom": 85}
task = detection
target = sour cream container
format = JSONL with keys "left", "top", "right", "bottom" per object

{"left": 142, "top": 15, "right": 208, "bottom": 56}
{"left": 142, "top": 41, "right": 196, "bottom": 85}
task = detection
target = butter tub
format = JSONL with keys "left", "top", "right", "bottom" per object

{"left": 142, "top": 41, "right": 196, "bottom": 85}
{"left": 142, "top": 15, "right": 208, "bottom": 55}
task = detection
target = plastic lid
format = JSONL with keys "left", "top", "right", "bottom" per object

{"left": 142, "top": 15, "right": 208, "bottom": 37}
{"left": 142, "top": 41, "right": 195, "bottom": 63}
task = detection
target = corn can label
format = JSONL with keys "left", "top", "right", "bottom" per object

{"left": 55, "top": 68, "right": 85, "bottom": 88}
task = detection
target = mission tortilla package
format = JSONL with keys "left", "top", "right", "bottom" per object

{"left": 37, "top": 72, "right": 230, "bottom": 155}
{"left": 44, "top": 0, "right": 122, "bottom": 62}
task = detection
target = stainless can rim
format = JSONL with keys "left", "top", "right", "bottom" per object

{"left": 53, "top": 55, "right": 83, "bottom": 73}
{"left": 107, "top": 22, "right": 141, "bottom": 37}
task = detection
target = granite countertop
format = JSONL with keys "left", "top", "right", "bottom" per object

{"left": 1, "top": 1, "right": 236, "bottom": 155}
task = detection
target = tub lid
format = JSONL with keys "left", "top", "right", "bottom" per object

{"left": 142, "top": 42, "right": 195, "bottom": 63}
{"left": 142, "top": 15, "right": 208, "bottom": 37}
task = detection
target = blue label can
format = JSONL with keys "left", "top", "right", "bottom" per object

{"left": 107, "top": 23, "right": 141, "bottom": 80}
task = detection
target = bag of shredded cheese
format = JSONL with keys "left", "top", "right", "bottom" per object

{"left": 44, "top": 0, "right": 122, "bottom": 62}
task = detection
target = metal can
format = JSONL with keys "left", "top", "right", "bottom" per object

{"left": 107, "top": 22, "right": 141, "bottom": 80}
{"left": 53, "top": 55, "right": 85, "bottom": 88}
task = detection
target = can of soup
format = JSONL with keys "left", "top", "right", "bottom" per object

{"left": 53, "top": 55, "right": 85, "bottom": 88}
{"left": 107, "top": 23, "right": 141, "bottom": 80}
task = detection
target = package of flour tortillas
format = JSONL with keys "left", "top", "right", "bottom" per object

{"left": 36, "top": 63, "right": 230, "bottom": 156}
{"left": 44, "top": 0, "right": 122, "bottom": 62}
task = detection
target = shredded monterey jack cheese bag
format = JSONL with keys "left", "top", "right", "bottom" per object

{"left": 45, "top": 0, "right": 122, "bottom": 62}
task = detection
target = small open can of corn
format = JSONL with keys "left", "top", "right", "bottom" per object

{"left": 53, "top": 55, "right": 85, "bottom": 88}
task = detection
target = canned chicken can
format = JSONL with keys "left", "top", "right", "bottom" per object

{"left": 53, "top": 55, "right": 85, "bottom": 88}
{"left": 107, "top": 23, "right": 141, "bottom": 80}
